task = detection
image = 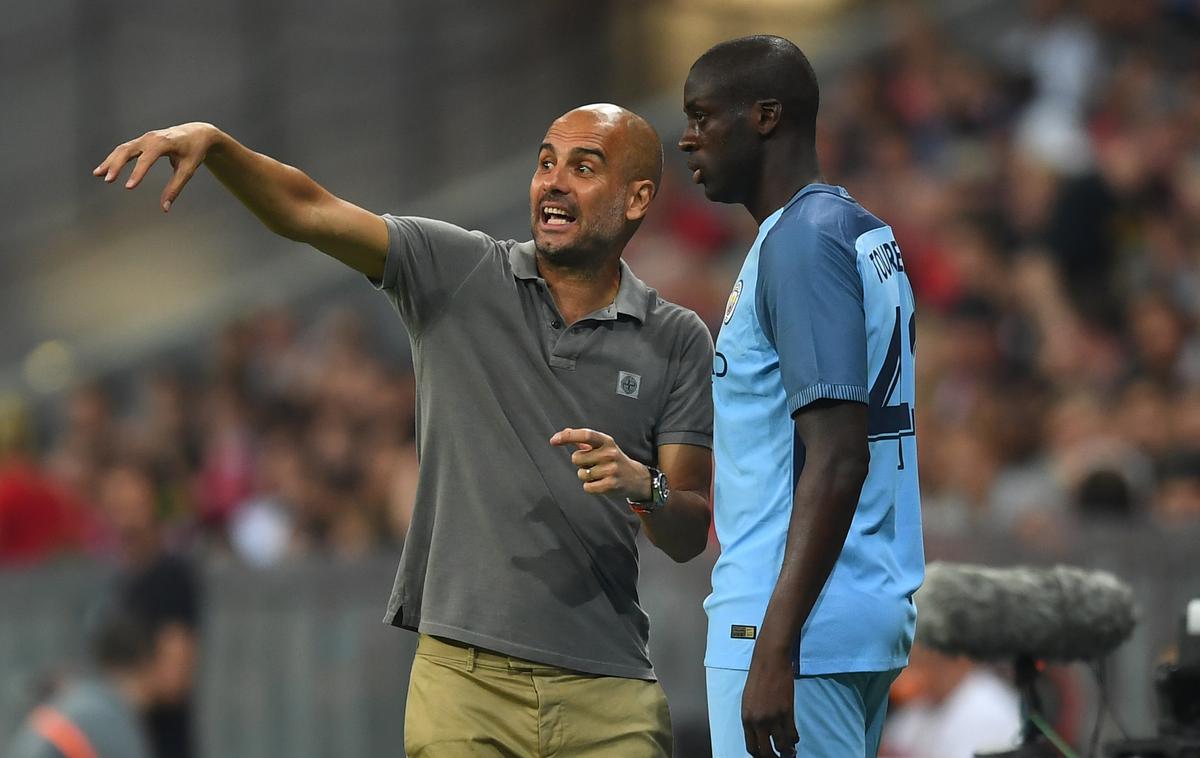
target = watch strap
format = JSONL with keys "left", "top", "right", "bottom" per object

{"left": 628, "top": 466, "right": 667, "bottom": 514}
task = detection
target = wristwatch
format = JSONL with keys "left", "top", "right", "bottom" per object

{"left": 628, "top": 466, "right": 669, "bottom": 515}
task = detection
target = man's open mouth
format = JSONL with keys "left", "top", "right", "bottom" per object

{"left": 541, "top": 206, "right": 577, "bottom": 226}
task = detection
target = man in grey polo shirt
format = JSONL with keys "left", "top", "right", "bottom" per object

{"left": 95, "top": 103, "right": 714, "bottom": 757}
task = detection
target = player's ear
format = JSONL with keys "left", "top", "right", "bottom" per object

{"left": 626, "top": 179, "right": 655, "bottom": 222}
{"left": 754, "top": 99, "right": 781, "bottom": 136}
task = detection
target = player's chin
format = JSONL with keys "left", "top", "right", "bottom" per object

{"left": 700, "top": 178, "right": 731, "bottom": 203}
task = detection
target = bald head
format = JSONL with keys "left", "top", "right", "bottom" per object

{"left": 531, "top": 103, "right": 663, "bottom": 263}
{"left": 690, "top": 35, "right": 819, "bottom": 137}
{"left": 554, "top": 104, "right": 663, "bottom": 195}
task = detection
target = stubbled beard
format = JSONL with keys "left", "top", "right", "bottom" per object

{"left": 532, "top": 200, "right": 626, "bottom": 266}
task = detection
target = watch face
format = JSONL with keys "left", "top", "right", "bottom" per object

{"left": 654, "top": 471, "right": 669, "bottom": 506}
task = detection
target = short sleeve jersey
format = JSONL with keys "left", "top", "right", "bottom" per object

{"left": 372, "top": 215, "right": 713, "bottom": 679}
{"left": 706, "top": 184, "right": 924, "bottom": 675}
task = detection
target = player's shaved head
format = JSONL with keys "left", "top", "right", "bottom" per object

{"left": 553, "top": 104, "right": 663, "bottom": 194}
{"left": 680, "top": 35, "right": 822, "bottom": 216}
{"left": 690, "top": 35, "right": 820, "bottom": 137}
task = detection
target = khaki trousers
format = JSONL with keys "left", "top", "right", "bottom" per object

{"left": 404, "top": 634, "right": 673, "bottom": 757}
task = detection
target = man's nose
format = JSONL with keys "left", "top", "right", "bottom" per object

{"left": 540, "top": 162, "right": 570, "bottom": 193}
{"left": 678, "top": 128, "right": 698, "bottom": 153}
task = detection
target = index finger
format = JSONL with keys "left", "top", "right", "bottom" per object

{"left": 549, "top": 427, "right": 609, "bottom": 449}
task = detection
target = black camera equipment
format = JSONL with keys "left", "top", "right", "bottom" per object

{"left": 1105, "top": 599, "right": 1200, "bottom": 758}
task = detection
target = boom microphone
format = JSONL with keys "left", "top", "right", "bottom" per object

{"left": 917, "top": 562, "right": 1136, "bottom": 662}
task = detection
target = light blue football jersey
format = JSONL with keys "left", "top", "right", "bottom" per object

{"left": 705, "top": 183, "right": 924, "bottom": 675}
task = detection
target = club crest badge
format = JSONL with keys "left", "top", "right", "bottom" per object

{"left": 723, "top": 280, "right": 743, "bottom": 324}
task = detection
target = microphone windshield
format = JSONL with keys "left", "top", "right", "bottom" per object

{"left": 917, "top": 562, "right": 1137, "bottom": 662}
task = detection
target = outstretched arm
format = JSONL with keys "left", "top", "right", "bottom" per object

{"left": 94, "top": 123, "right": 387, "bottom": 279}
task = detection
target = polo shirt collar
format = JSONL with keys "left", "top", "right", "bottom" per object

{"left": 612, "top": 260, "right": 650, "bottom": 323}
{"left": 508, "top": 242, "right": 649, "bottom": 323}
{"left": 509, "top": 241, "right": 542, "bottom": 280}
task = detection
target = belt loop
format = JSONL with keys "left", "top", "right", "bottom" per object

{"left": 466, "top": 646, "right": 476, "bottom": 673}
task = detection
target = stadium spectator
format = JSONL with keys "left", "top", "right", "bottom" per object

{"left": 46, "top": 383, "right": 117, "bottom": 513}
{"left": 0, "top": 395, "right": 94, "bottom": 565}
{"left": 1153, "top": 450, "right": 1200, "bottom": 526}
{"left": 0, "top": 458, "right": 90, "bottom": 567}
{"left": 881, "top": 642, "right": 1021, "bottom": 758}
{"left": 5, "top": 611, "right": 157, "bottom": 758}
{"left": 99, "top": 462, "right": 200, "bottom": 758}
{"left": 228, "top": 428, "right": 303, "bottom": 567}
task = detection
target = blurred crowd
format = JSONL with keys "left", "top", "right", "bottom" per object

{"left": 0, "top": 307, "right": 420, "bottom": 569}
{"left": 641, "top": 0, "right": 1200, "bottom": 554}
{"left": 870, "top": 0, "right": 1200, "bottom": 543}
{"left": 2, "top": 1, "right": 1200, "bottom": 754}
{"left": 1, "top": 308, "right": 421, "bottom": 756}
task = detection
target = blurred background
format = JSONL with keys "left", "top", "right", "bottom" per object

{"left": 3, "top": 0, "right": 1200, "bottom": 756}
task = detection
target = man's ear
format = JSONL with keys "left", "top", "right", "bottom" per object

{"left": 626, "top": 179, "right": 656, "bottom": 222}
{"left": 754, "top": 99, "right": 782, "bottom": 136}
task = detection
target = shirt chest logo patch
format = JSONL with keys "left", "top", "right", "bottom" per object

{"left": 616, "top": 371, "right": 641, "bottom": 399}
{"left": 723, "top": 280, "right": 743, "bottom": 325}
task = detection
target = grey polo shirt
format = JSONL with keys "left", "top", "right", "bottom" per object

{"left": 371, "top": 215, "right": 713, "bottom": 679}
